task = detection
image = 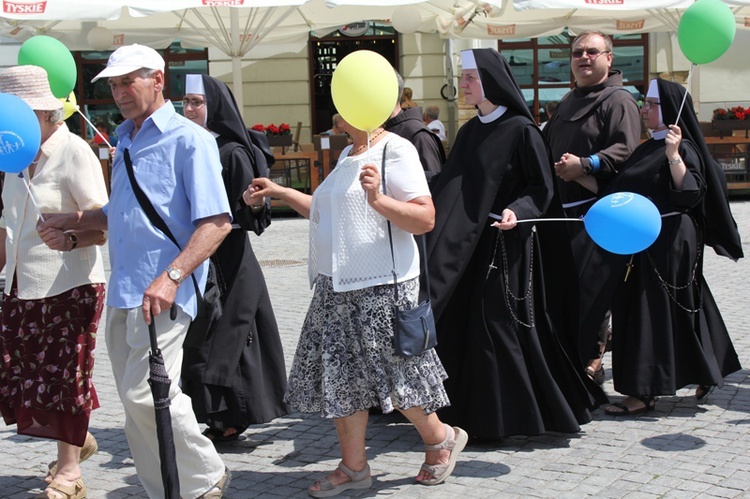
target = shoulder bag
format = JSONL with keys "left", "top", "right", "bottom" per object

{"left": 123, "top": 149, "right": 223, "bottom": 348}
{"left": 381, "top": 143, "right": 438, "bottom": 358}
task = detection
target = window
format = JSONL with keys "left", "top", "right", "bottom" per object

{"left": 498, "top": 30, "right": 648, "bottom": 124}
{"left": 71, "top": 42, "right": 208, "bottom": 143}
{"left": 309, "top": 24, "right": 398, "bottom": 135}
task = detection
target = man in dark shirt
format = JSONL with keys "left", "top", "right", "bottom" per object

{"left": 385, "top": 72, "right": 444, "bottom": 179}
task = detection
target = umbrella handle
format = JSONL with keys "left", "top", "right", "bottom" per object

{"left": 148, "top": 321, "right": 160, "bottom": 354}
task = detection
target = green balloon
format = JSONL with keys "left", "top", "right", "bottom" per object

{"left": 17, "top": 35, "right": 76, "bottom": 98}
{"left": 678, "top": 0, "right": 736, "bottom": 65}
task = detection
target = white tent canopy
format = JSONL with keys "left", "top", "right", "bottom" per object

{"left": 506, "top": 0, "right": 750, "bottom": 35}
{"left": 0, "top": 0, "right": 469, "bottom": 109}
{"left": 3, "top": 0, "right": 750, "bottom": 110}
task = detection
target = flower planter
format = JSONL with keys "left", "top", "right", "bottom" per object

{"left": 712, "top": 120, "right": 750, "bottom": 139}
{"left": 267, "top": 135, "right": 293, "bottom": 148}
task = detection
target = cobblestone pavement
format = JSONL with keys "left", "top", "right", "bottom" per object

{"left": 2, "top": 201, "right": 750, "bottom": 498}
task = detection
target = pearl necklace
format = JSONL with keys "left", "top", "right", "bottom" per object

{"left": 348, "top": 129, "right": 386, "bottom": 156}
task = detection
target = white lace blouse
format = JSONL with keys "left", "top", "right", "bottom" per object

{"left": 308, "top": 134, "right": 431, "bottom": 292}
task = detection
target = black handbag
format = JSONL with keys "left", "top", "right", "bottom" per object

{"left": 123, "top": 149, "right": 223, "bottom": 348}
{"left": 381, "top": 144, "right": 437, "bottom": 358}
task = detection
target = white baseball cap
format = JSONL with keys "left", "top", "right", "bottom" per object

{"left": 91, "top": 44, "right": 165, "bottom": 83}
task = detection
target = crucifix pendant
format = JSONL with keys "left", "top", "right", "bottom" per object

{"left": 624, "top": 255, "right": 635, "bottom": 282}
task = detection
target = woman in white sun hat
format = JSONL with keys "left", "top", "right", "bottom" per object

{"left": 0, "top": 65, "right": 108, "bottom": 499}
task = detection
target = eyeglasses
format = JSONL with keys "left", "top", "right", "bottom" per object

{"left": 182, "top": 98, "right": 205, "bottom": 109}
{"left": 642, "top": 100, "right": 660, "bottom": 110}
{"left": 571, "top": 49, "right": 611, "bottom": 59}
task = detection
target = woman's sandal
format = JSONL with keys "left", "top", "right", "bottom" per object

{"left": 202, "top": 426, "right": 245, "bottom": 443}
{"left": 35, "top": 478, "right": 86, "bottom": 499}
{"left": 46, "top": 432, "right": 98, "bottom": 482}
{"left": 585, "top": 365, "right": 605, "bottom": 385}
{"left": 418, "top": 424, "right": 468, "bottom": 486}
{"left": 308, "top": 461, "right": 372, "bottom": 498}
{"left": 604, "top": 326, "right": 613, "bottom": 353}
{"left": 695, "top": 384, "right": 713, "bottom": 400}
{"left": 605, "top": 396, "right": 656, "bottom": 417}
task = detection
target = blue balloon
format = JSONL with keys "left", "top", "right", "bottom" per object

{"left": 584, "top": 192, "right": 662, "bottom": 255}
{"left": 0, "top": 93, "right": 41, "bottom": 173}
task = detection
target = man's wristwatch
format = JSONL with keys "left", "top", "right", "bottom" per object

{"left": 67, "top": 232, "right": 78, "bottom": 251}
{"left": 166, "top": 266, "right": 184, "bottom": 285}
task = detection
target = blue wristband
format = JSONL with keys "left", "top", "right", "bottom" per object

{"left": 588, "top": 154, "right": 600, "bottom": 173}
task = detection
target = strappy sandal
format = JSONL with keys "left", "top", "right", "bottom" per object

{"left": 203, "top": 426, "right": 244, "bottom": 443}
{"left": 198, "top": 467, "right": 232, "bottom": 498}
{"left": 308, "top": 461, "right": 372, "bottom": 498}
{"left": 46, "top": 432, "right": 98, "bottom": 482}
{"left": 418, "top": 424, "right": 468, "bottom": 486}
{"left": 35, "top": 478, "right": 86, "bottom": 499}
{"left": 585, "top": 365, "right": 605, "bottom": 385}
{"left": 695, "top": 384, "right": 713, "bottom": 400}
{"left": 604, "top": 326, "right": 613, "bottom": 353}
{"left": 605, "top": 396, "right": 656, "bottom": 417}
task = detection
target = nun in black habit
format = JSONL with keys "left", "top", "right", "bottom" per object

{"left": 595, "top": 79, "right": 743, "bottom": 415}
{"left": 426, "top": 48, "right": 602, "bottom": 440}
{"left": 180, "top": 74, "right": 289, "bottom": 440}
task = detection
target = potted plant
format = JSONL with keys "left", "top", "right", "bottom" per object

{"left": 254, "top": 122, "right": 293, "bottom": 147}
{"left": 712, "top": 106, "right": 750, "bottom": 138}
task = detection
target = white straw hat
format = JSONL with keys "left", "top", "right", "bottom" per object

{"left": 0, "top": 65, "right": 63, "bottom": 111}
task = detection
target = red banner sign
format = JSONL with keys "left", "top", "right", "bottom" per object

{"left": 3, "top": 1, "right": 47, "bottom": 14}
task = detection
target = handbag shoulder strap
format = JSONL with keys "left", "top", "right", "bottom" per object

{"left": 382, "top": 141, "right": 431, "bottom": 301}
{"left": 123, "top": 148, "right": 202, "bottom": 299}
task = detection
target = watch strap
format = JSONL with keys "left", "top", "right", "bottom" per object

{"left": 166, "top": 266, "right": 184, "bottom": 285}
{"left": 68, "top": 232, "right": 78, "bottom": 251}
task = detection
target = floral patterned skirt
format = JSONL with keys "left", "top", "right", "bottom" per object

{"left": 0, "top": 280, "right": 105, "bottom": 446}
{"left": 285, "top": 275, "right": 450, "bottom": 419}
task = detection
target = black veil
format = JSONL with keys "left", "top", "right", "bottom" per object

{"left": 657, "top": 78, "right": 742, "bottom": 260}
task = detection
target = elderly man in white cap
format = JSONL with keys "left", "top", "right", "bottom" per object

{"left": 38, "top": 44, "right": 232, "bottom": 498}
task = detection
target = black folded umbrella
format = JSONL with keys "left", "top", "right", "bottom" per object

{"left": 148, "top": 321, "right": 180, "bottom": 499}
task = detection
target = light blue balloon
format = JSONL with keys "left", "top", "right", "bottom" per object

{"left": 0, "top": 93, "right": 41, "bottom": 173}
{"left": 584, "top": 192, "right": 662, "bottom": 255}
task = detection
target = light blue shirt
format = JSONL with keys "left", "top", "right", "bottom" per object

{"left": 103, "top": 101, "right": 231, "bottom": 318}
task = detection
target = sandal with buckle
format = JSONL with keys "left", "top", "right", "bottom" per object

{"left": 46, "top": 432, "right": 98, "bottom": 482}
{"left": 35, "top": 478, "right": 86, "bottom": 499}
{"left": 418, "top": 424, "right": 468, "bottom": 486}
{"left": 605, "top": 396, "right": 656, "bottom": 417}
{"left": 308, "top": 461, "right": 372, "bottom": 498}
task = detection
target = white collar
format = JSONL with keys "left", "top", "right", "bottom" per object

{"left": 650, "top": 128, "right": 668, "bottom": 140}
{"left": 478, "top": 105, "right": 508, "bottom": 123}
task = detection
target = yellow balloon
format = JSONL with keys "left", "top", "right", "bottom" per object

{"left": 60, "top": 91, "right": 77, "bottom": 120}
{"left": 331, "top": 50, "right": 398, "bottom": 133}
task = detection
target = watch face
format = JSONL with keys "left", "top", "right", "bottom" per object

{"left": 168, "top": 269, "right": 181, "bottom": 281}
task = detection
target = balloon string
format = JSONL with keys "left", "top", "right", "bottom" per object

{"left": 674, "top": 63, "right": 696, "bottom": 125}
{"left": 363, "top": 130, "right": 371, "bottom": 227}
{"left": 490, "top": 218, "right": 581, "bottom": 226}
{"left": 18, "top": 172, "right": 45, "bottom": 222}
{"left": 77, "top": 106, "right": 112, "bottom": 148}
{"left": 18, "top": 171, "right": 68, "bottom": 270}
{"left": 516, "top": 218, "right": 581, "bottom": 223}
